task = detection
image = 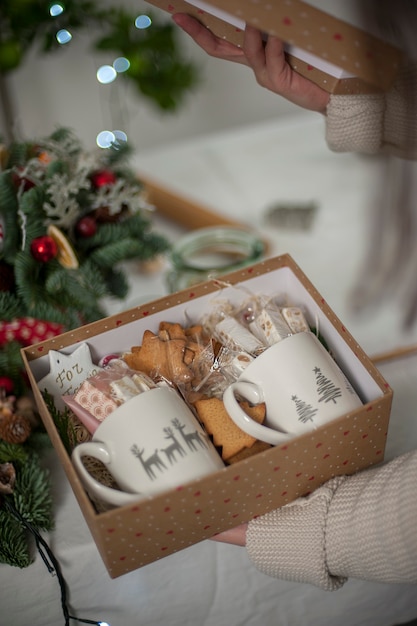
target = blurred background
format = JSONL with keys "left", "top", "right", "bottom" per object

{"left": 0, "top": 0, "right": 303, "bottom": 151}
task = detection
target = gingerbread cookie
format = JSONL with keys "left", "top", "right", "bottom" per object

{"left": 194, "top": 396, "right": 266, "bottom": 461}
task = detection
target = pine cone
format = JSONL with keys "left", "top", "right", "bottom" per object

{"left": 15, "top": 396, "right": 40, "bottom": 428}
{"left": 0, "top": 412, "right": 32, "bottom": 444}
{"left": 0, "top": 462, "right": 16, "bottom": 494}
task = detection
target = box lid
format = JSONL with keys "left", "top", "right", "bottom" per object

{"left": 146, "top": 0, "right": 402, "bottom": 94}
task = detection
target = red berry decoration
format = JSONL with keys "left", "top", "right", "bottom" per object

{"left": 76, "top": 215, "right": 97, "bottom": 238}
{"left": 30, "top": 235, "right": 58, "bottom": 263}
{"left": 12, "top": 168, "right": 35, "bottom": 192}
{"left": 90, "top": 169, "right": 117, "bottom": 189}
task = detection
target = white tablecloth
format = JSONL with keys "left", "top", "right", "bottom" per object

{"left": 2, "top": 114, "right": 417, "bottom": 626}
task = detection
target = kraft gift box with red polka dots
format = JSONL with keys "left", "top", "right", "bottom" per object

{"left": 147, "top": 0, "right": 402, "bottom": 95}
{"left": 22, "top": 254, "right": 392, "bottom": 578}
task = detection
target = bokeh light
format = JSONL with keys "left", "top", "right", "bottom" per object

{"left": 113, "top": 130, "right": 128, "bottom": 144}
{"left": 135, "top": 15, "right": 152, "bottom": 29}
{"left": 56, "top": 29, "right": 72, "bottom": 44}
{"left": 96, "top": 65, "right": 117, "bottom": 84}
{"left": 96, "top": 130, "right": 128, "bottom": 149}
{"left": 49, "top": 3, "right": 64, "bottom": 17}
{"left": 113, "top": 57, "right": 130, "bottom": 73}
{"left": 96, "top": 131, "right": 115, "bottom": 149}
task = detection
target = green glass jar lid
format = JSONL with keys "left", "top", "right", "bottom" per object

{"left": 167, "top": 226, "right": 265, "bottom": 292}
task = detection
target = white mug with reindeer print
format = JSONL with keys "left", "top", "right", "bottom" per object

{"left": 223, "top": 331, "right": 362, "bottom": 446}
{"left": 72, "top": 386, "right": 224, "bottom": 507}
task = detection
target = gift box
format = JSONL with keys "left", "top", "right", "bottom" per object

{"left": 146, "top": 0, "right": 402, "bottom": 94}
{"left": 22, "top": 254, "right": 392, "bottom": 578}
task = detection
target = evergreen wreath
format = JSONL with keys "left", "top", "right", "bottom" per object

{"left": 0, "top": 126, "right": 170, "bottom": 567}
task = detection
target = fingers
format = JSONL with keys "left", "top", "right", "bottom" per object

{"left": 173, "top": 14, "right": 330, "bottom": 113}
{"left": 172, "top": 13, "right": 247, "bottom": 63}
{"left": 242, "top": 24, "right": 267, "bottom": 74}
{"left": 243, "top": 25, "right": 290, "bottom": 91}
{"left": 210, "top": 523, "right": 248, "bottom": 546}
{"left": 263, "top": 36, "right": 289, "bottom": 85}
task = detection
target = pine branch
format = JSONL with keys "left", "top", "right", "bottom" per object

{"left": 0, "top": 509, "right": 32, "bottom": 568}
{"left": 103, "top": 267, "right": 129, "bottom": 299}
{"left": 0, "top": 173, "right": 20, "bottom": 262}
{"left": 19, "top": 186, "right": 47, "bottom": 247}
{"left": 45, "top": 263, "right": 106, "bottom": 303}
{"left": 42, "top": 391, "right": 75, "bottom": 456}
{"left": 89, "top": 237, "right": 147, "bottom": 267}
{"left": 12, "top": 296, "right": 77, "bottom": 329}
{"left": 0, "top": 439, "right": 30, "bottom": 464}
{"left": 136, "top": 232, "right": 170, "bottom": 258}
{"left": 25, "top": 430, "right": 52, "bottom": 455}
{"left": 14, "top": 251, "right": 54, "bottom": 310}
{"left": 5, "top": 141, "right": 29, "bottom": 167}
{"left": 126, "top": 212, "right": 155, "bottom": 236}
{"left": 12, "top": 454, "right": 54, "bottom": 531}
{"left": 76, "top": 213, "right": 151, "bottom": 251}
{"left": 76, "top": 259, "right": 109, "bottom": 300}
{"left": 43, "top": 265, "right": 108, "bottom": 323}
{"left": 0, "top": 341, "right": 28, "bottom": 395}
{"left": 0, "top": 291, "right": 23, "bottom": 320}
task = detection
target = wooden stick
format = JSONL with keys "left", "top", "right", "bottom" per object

{"left": 371, "top": 343, "right": 417, "bottom": 364}
{"left": 141, "top": 173, "right": 247, "bottom": 230}
{"left": 140, "top": 172, "right": 272, "bottom": 254}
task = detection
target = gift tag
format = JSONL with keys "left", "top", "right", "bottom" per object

{"left": 37, "top": 343, "right": 102, "bottom": 410}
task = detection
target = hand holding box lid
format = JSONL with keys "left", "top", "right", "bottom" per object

{"left": 146, "top": 0, "right": 402, "bottom": 93}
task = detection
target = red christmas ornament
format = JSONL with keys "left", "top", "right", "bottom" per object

{"left": 0, "top": 376, "right": 14, "bottom": 394}
{"left": 90, "top": 169, "right": 117, "bottom": 189}
{"left": 76, "top": 215, "right": 97, "bottom": 238}
{"left": 30, "top": 235, "right": 58, "bottom": 262}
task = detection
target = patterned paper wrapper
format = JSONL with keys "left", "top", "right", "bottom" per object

{"left": 63, "top": 360, "right": 157, "bottom": 434}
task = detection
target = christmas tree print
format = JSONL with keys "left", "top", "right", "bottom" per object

{"left": 314, "top": 367, "right": 342, "bottom": 404}
{"left": 292, "top": 395, "right": 318, "bottom": 423}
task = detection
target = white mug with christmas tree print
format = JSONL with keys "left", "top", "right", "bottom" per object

{"left": 71, "top": 386, "right": 224, "bottom": 507}
{"left": 223, "top": 331, "right": 362, "bottom": 446}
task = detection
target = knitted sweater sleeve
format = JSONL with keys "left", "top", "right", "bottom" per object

{"left": 325, "top": 63, "right": 417, "bottom": 159}
{"left": 246, "top": 450, "right": 417, "bottom": 590}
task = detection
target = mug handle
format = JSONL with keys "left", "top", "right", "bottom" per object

{"left": 223, "top": 382, "right": 288, "bottom": 446}
{"left": 72, "top": 442, "right": 145, "bottom": 507}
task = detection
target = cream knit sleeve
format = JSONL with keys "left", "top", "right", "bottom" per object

{"left": 326, "top": 63, "right": 417, "bottom": 159}
{"left": 246, "top": 451, "right": 417, "bottom": 590}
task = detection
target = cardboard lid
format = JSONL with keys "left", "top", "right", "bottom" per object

{"left": 147, "top": 0, "right": 402, "bottom": 93}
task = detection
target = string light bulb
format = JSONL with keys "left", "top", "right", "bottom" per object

{"left": 134, "top": 15, "right": 152, "bottom": 29}
{"left": 56, "top": 29, "right": 72, "bottom": 44}
{"left": 96, "top": 65, "right": 117, "bottom": 84}
{"left": 50, "top": 3, "right": 64, "bottom": 17}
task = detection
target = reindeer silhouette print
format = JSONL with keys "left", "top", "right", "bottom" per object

{"left": 161, "top": 427, "right": 186, "bottom": 464}
{"left": 130, "top": 417, "right": 209, "bottom": 480}
{"left": 131, "top": 445, "right": 167, "bottom": 480}
{"left": 172, "top": 417, "right": 208, "bottom": 451}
